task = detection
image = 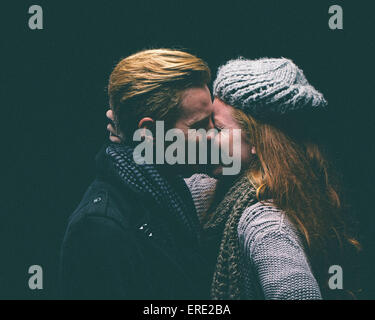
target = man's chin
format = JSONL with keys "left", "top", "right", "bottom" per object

{"left": 173, "top": 164, "right": 236, "bottom": 179}
{"left": 207, "top": 165, "right": 243, "bottom": 180}
{"left": 177, "top": 164, "right": 209, "bottom": 178}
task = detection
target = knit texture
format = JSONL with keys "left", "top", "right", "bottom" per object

{"left": 185, "top": 174, "right": 322, "bottom": 300}
{"left": 213, "top": 57, "right": 328, "bottom": 119}
{"left": 104, "top": 143, "right": 202, "bottom": 244}
{"left": 185, "top": 174, "right": 218, "bottom": 223}
{"left": 203, "top": 175, "right": 258, "bottom": 299}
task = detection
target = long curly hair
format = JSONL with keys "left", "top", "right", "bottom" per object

{"left": 232, "top": 108, "right": 362, "bottom": 299}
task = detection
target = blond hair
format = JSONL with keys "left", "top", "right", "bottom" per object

{"left": 108, "top": 49, "right": 211, "bottom": 141}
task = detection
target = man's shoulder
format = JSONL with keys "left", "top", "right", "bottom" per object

{"left": 66, "top": 178, "right": 136, "bottom": 234}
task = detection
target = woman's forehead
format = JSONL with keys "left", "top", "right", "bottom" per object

{"left": 213, "top": 99, "right": 236, "bottom": 124}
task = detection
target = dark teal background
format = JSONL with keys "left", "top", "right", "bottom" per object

{"left": 2, "top": 0, "right": 374, "bottom": 299}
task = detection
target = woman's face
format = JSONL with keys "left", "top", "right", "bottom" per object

{"left": 209, "top": 98, "right": 254, "bottom": 178}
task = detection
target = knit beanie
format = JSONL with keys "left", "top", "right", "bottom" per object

{"left": 213, "top": 57, "right": 328, "bottom": 119}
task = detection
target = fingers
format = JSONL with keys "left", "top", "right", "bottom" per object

{"left": 107, "top": 123, "right": 117, "bottom": 136}
{"left": 107, "top": 123, "right": 123, "bottom": 143}
{"left": 109, "top": 134, "right": 122, "bottom": 143}
{"left": 106, "top": 108, "right": 123, "bottom": 143}
{"left": 106, "top": 109, "right": 115, "bottom": 121}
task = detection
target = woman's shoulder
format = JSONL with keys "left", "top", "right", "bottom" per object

{"left": 238, "top": 200, "right": 285, "bottom": 232}
{"left": 238, "top": 201, "right": 321, "bottom": 300}
{"left": 238, "top": 200, "right": 301, "bottom": 250}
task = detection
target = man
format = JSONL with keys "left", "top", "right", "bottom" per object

{"left": 59, "top": 49, "right": 215, "bottom": 299}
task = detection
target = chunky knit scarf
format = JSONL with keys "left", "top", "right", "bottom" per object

{"left": 202, "top": 174, "right": 258, "bottom": 300}
{"left": 100, "top": 143, "right": 202, "bottom": 245}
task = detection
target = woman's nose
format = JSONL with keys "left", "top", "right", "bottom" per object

{"left": 206, "top": 117, "right": 217, "bottom": 142}
{"left": 207, "top": 116, "right": 215, "bottom": 130}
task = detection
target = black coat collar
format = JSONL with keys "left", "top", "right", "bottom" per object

{"left": 95, "top": 143, "right": 202, "bottom": 244}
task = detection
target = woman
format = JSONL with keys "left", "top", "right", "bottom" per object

{"left": 185, "top": 57, "right": 361, "bottom": 300}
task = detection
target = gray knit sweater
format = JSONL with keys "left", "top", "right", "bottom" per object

{"left": 185, "top": 174, "right": 322, "bottom": 300}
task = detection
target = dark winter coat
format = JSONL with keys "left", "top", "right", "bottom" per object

{"left": 59, "top": 143, "right": 210, "bottom": 299}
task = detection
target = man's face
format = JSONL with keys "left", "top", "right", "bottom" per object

{"left": 171, "top": 85, "right": 215, "bottom": 176}
{"left": 175, "top": 85, "right": 214, "bottom": 134}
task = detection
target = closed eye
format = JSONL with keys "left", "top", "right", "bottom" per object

{"left": 190, "top": 116, "right": 210, "bottom": 130}
{"left": 212, "top": 113, "right": 224, "bottom": 132}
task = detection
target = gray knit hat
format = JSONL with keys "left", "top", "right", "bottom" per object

{"left": 213, "top": 57, "right": 328, "bottom": 119}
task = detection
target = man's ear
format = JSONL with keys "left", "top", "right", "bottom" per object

{"left": 138, "top": 117, "right": 155, "bottom": 129}
{"left": 138, "top": 117, "right": 155, "bottom": 141}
